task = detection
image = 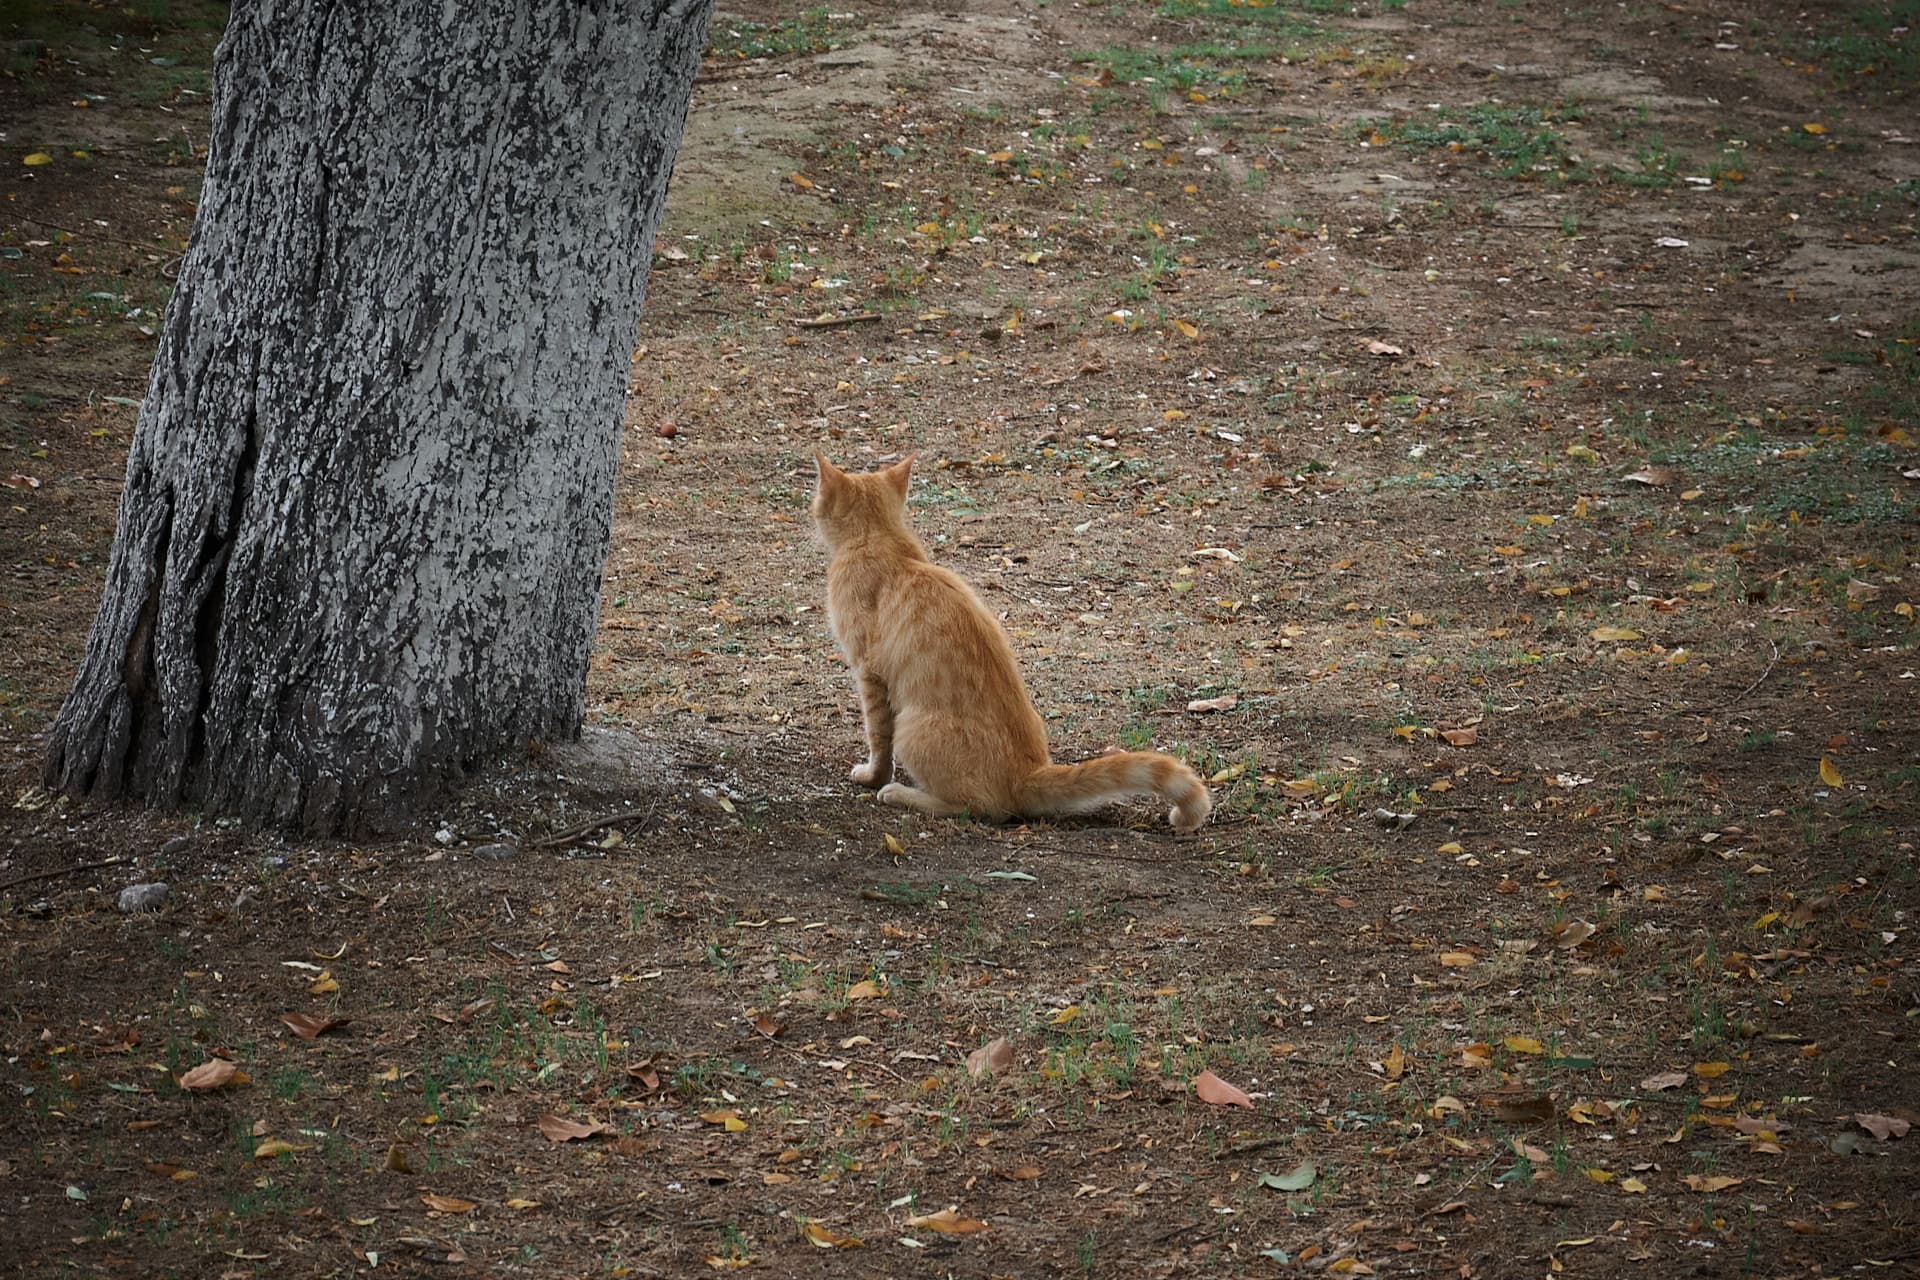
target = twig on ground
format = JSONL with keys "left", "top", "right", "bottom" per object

{"left": 794, "top": 312, "right": 881, "bottom": 329}
{"left": 1729, "top": 637, "right": 1781, "bottom": 706}
{"left": 532, "top": 806, "right": 655, "bottom": 850}
{"left": 0, "top": 856, "right": 131, "bottom": 895}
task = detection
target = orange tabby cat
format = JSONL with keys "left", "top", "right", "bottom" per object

{"left": 813, "top": 453, "right": 1211, "bottom": 833}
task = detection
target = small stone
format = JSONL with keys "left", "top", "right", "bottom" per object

{"left": 157, "top": 835, "right": 191, "bottom": 857}
{"left": 471, "top": 843, "right": 518, "bottom": 862}
{"left": 118, "top": 883, "right": 169, "bottom": 913}
{"left": 433, "top": 827, "right": 457, "bottom": 846}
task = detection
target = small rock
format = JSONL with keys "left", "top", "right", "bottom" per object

{"left": 261, "top": 855, "right": 287, "bottom": 872}
{"left": 433, "top": 827, "right": 457, "bottom": 846}
{"left": 471, "top": 843, "right": 518, "bottom": 862}
{"left": 118, "top": 883, "right": 169, "bottom": 913}
{"left": 157, "top": 835, "right": 191, "bottom": 857}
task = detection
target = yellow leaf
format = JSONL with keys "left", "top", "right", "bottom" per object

{"left": 1505, "top": 1036, "right": 1545, "bottom": 1056}
{"left": 1048, "top": 1004, "right": 1081, "bottom": 1027}
{"left": 1818, "top": 757, "right": 1843, "bottom": 787}
{"left": 1436, "top": 841, "right": 1463, "bottom": 855}
{"left": 506, "top": 1198, "right": 541, "bottom": 1210}
{"left": 705, "top": 1257, "right": 752, "bottom": 1270}
{"left": 1618, "top": 1177, "right": 1648, "bottom": 1194}
{"left": 1173, "top": 319, "right": 1199, "bottom": 340}
{"left": 23, "top": 152, "right": 53, "bottom": 166}
{"left": 1802, "top": 123, "right": 1826, "bottom": 135}
{"left": 700, "top": 1109, "right": 749, "bottom": 1132}
{"left": 1590, "top": 625, "right": 1641, "bottom": 642}
{"left": 1584, "top": 1168, "right": 1614, "bottom": 1183}
{"left": 801, "top": 1219, "right": 864, "bottom": 1248}
{"left": 1163, "top": 408, "right": 1187, "bottom": 421}
{"left": 1564, "top": 444, "right": 1600, "bottom": 463}
{"left": 1437, "top": 952, "right": 1476, "bottom": 968}
{"left": 309, "top": 971, "right": 339, "bottom": 995}
{"left": 1492, "top": 545, "right": 1522, "bottom": 556}
{"left": 788, "top": 172, "right": 815, "bottom": 189}
{"left": 883, "top": 832, "right": 907, "bottom": 857}
{"left": 906, "top": 1207, "right": 990, "bottom": 1234}
{"left": 846, "top": 978, "right": 885, "bottom": 1001}
{"left": 1684, "top": 1174, "right": 1744, "bottom": 1192}
{"left": 421, "top": 1194, "right": 476, "bottom": 1213}
{"left": 986, "top": 150, "right": 1013, "bottom": 163}
{"left": 1246, "top": 915, "right": 1278, "bottom": 927}
{"left": 1693, "top": 1061, "right": 1731, "bottom": 1079}
{"left": 252, "top": 1139, "right": 307, "bottom": 1159}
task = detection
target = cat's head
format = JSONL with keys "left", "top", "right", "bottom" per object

{"left": 812, "top": 453, "right": 914, "bottom": 548}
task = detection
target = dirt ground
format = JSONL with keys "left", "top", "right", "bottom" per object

{"left": 3, "top": 0, "right": 1917, "bottom": 1276}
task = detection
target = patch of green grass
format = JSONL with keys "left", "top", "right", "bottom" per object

{"left": 706, "top": 6, "right": 843, "bottom": 60}
{"left": 1796, "top": 0, "right": 1920, "bottom": 88}
{"left": 1070, "top": 41, "right": 1283, "bottom": 95}
{"left": 1358, "top": 102, "right": 1587, "bottom": 181}
{"left": 1156, "top": 0, "right": 1327, "bottom": 35}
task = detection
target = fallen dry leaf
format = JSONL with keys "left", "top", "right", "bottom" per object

{"left": 845, "top": 978, "right": 886, "bottom": 1001}
{"left": 1186, "top": 694, "right": 1239, "bottom": 713}
{"left": 1589, "top": 625, "right": 1642, "bottom": 643}
{"left": 1640, "top": 1069, "right": 1688, "bottom": 1092}
{"left": 1192, "top": 1070, "right": 1254, "bottom": 1109}
{"left": 699, "top": 1109, "right": 749, "bottom": 1132}
{"left": 280, "top": 1012, "right": 348, "bottom": 1040}
{"left": 906, "top": 1207, "right": 990, "bottom": 1234}
{"left": 176, "top": 1058, "right": 239, "bottom": 1092}
{"left": 537, "top": 1114, "right": 611, "bottom": 1144}
{"left": 252, "top": 1138, "right": 308, "bottom": 1160}
{"left": 800, "top": 1219, "right": 863, "bottom": 1248}
{"left": 1624, "top": 466, "right": 1679, "bottom": 487}
{"left": 1683, "top": 1174, "right": 1744, "bottom": 1193}
{"left": 966, "top": 1036, "right": 1013, "bottom": 1080}
{"left": 1853, "top": 1113, "right": 1911, "bottom": 1141}
{"left": 1438, "top": 725, "right": 1478, "bottom": 747}
{"left": 1818, "top": 757, "right": 1844, "bottom": 787}
{"left": 1554, "top": 919, "right": 1597, "bottom": 949}
{"left": 421, "top": 1193, "right": 476, "bottom": 1213}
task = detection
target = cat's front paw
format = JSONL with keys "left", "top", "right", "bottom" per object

{"left": 849, "top": 760, "right": 888, "bottom": 787}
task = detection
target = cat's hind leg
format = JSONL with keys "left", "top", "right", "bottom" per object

{"left": 876, "top": 782, "right": 964, "bottom": 818}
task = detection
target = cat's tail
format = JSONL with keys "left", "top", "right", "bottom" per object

{"left": 1018, "top": 751, "right": 1212, "bottom": 833}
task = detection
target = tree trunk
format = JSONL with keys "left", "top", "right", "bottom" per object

{"left": 43, "top": 0, "right": 714, "bottom": 833}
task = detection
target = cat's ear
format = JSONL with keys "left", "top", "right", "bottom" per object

{"left": 884, "top": 453, "right": 915, "bottom": 499}
{"left": 814, "top": 452, "right": 843, "bottom": 488}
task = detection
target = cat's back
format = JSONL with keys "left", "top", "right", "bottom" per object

{"left": 837, "top": 547, "right": 1021, "bottom": 683}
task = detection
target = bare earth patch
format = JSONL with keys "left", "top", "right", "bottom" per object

{"left": 3, "top": 1, "right": 1916, "bottom": 1276}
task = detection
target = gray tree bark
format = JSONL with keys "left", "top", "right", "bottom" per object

{"left": 44, "top": 0, "right": 713, "bottom": 833}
